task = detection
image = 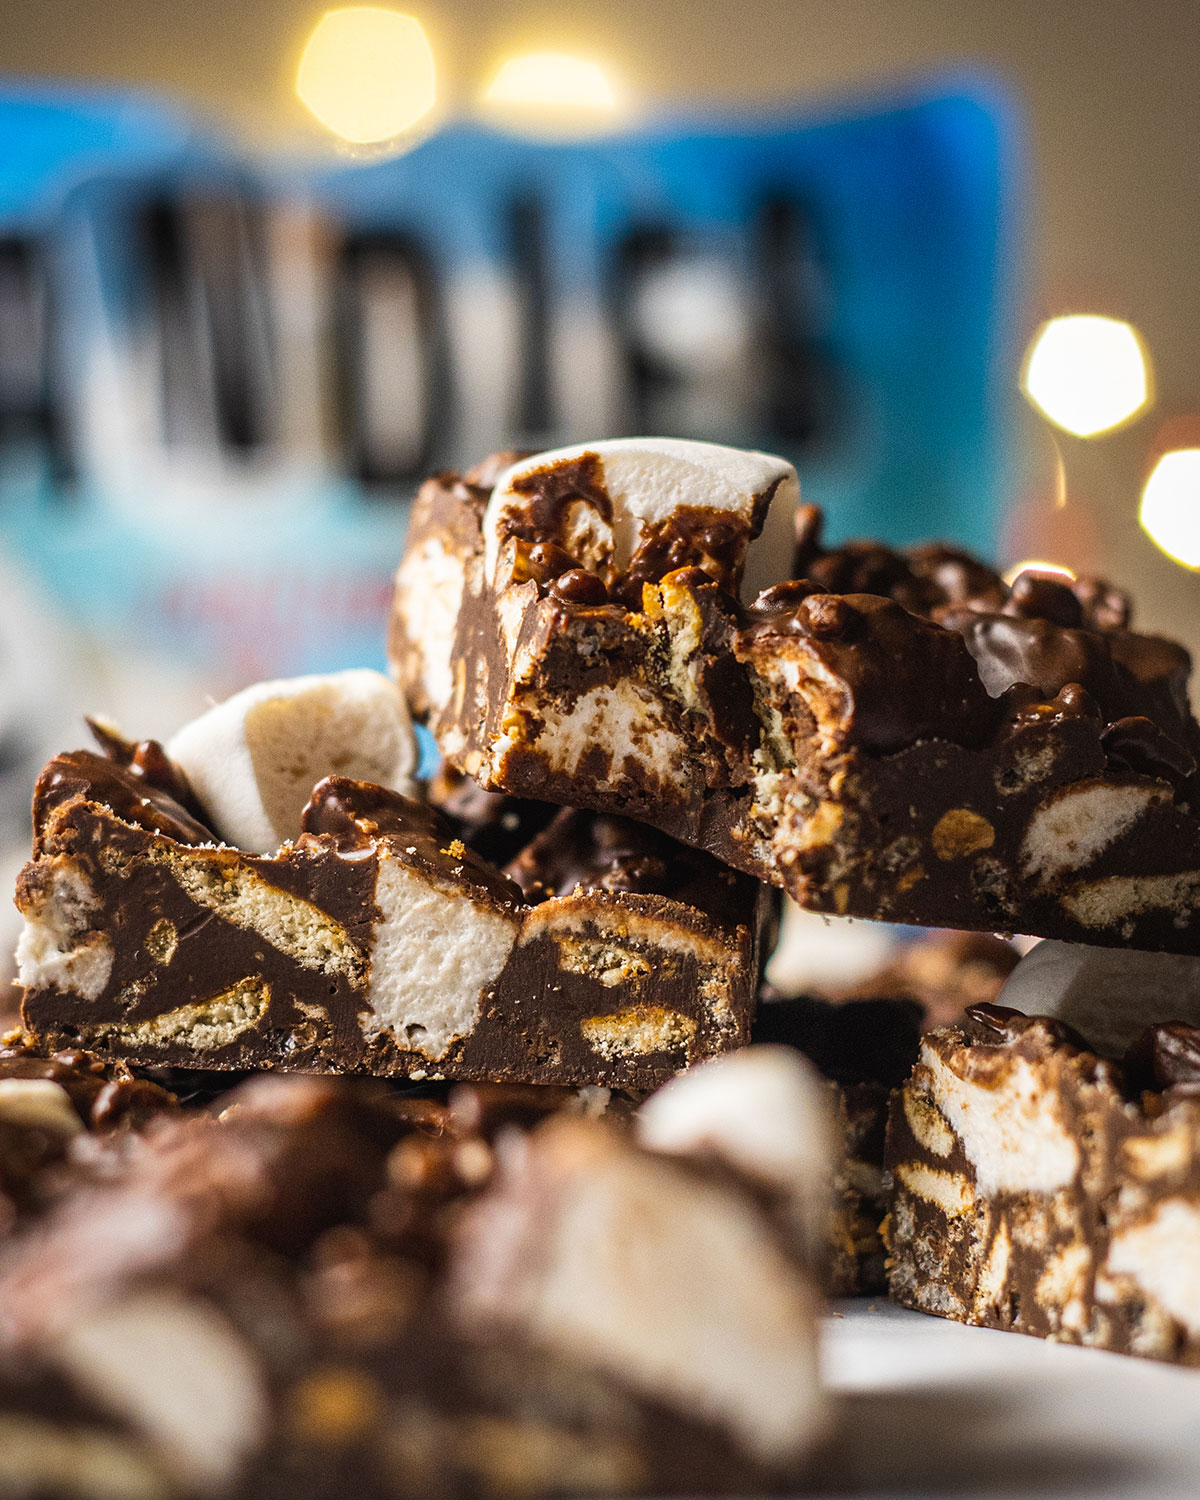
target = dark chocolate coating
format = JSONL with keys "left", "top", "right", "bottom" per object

{"left": 887, "top": 1011, "right": 1200, "bottom": 1365}
{"left": 1124, "top": 1022, "right": 1200, "bottom": 1098}
{"left": 754, "top": 994, "right": 923, "bottom": 1089}
{"left": 426, "top": 765, "right": 556, "bottom": 868}
{"left": 0, "top": 1072, "right": 808, "bottom": 1499}
{"left": 0, "top": 1041, "right": 177, "bottom": 1235}
{"left": 33, "top": 749, "right": 213, "bottom": 850}
{"left": 20, "top": 754, "right": 764, "bottom": 1090}
{"left": 391, "top": 467, "right": 1200, "bottom": 953}
{"left": 505, "top": 804, "right": 746, "bottom": 922}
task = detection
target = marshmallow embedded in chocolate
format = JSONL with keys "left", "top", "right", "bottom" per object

{"left": 0, "top": 1071, "right": 828, "bottom": 1497}
{"left": 887, "top": 1009, "right": 1200, "bottom": 1364}
{"left": 484, "top": 438, "right": 799, "bottom": 605}
{"left": 447, "top": 1111, "right": 826, "bottom": 1469}
{"left": 636, "top": 1046, "right": 835, "bottom": 1266}
{"left": 392, "top": 453, "right": 1200, "bottom": 952}
{"left": 19, "top": 746, "right": 764, "bottom": 1088}
{"left": 167, "top": 670, "right": 417, "bottom": 854}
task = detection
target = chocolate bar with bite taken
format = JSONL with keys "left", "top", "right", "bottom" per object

{"left": 18, "top": 729, "right": 766, "bottom": 1088}
{"left": 391, "top": 441, "right": 1200, "bottom": 952}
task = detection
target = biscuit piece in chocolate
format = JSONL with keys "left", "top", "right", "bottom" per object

{"left": 886, "top": 1004, "right": 1200, "bottom": 1363}
{"left": 0, "top": 1067, "right": 829, "bottom": 1497}
{"left": 18, "top": 742, "right": 765, "bottom": 1089}
{"left": 391, "top": 444, "right": 1200, "bottom": 952}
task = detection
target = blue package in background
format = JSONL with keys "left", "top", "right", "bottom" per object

{"left": 0, "top": 78, "right": 1018, "bottom": 702}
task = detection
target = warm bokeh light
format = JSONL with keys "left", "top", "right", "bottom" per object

{"left": 297, "top": 8, "right": 436, "bottom": 145}
{"left": 1139, "top": 449, "right": 1200, "bottom": 568}
{"left": 1022, "top": 314, "right": 1150, "bottom": 438}
{"left": 482, "top": 51, "right": 621, "bottom": 128}
{"left": 1003, "top": 559, "right": 1077, "bottom": 586}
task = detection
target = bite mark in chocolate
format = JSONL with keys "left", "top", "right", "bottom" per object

{"left": 392, "top": 452, "right": 1200, "bottom": 952}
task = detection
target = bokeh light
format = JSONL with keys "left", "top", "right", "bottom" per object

{"left": 1022, "top": 314, "right": 1150, "bottom": 438}
{"left": 1139, "top": 449, "right": 1200, "bottom": 568}
{"left": 298, "top": 8, "right": 436, "bottom": 146}
{"left": 482, "top": 51, "right": 621, "bottom": 131}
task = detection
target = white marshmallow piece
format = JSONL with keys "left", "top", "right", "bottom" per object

{"left": 0, "top": 1079, "right": 83, "bottom": 1139}
{"left": 637, "top": 1045, "right": 836, "bottom": 1266}
{"left": 449, "top": 1118, "right": 826, "bottom": 1468}
{"left": 765, "top": 898, "right": 898, "bottom": 995}
{"left": 485, "top": 437, "right": 799, "bottom": 604}
{"left": 996, "top": 938, "right": 1200, "bottom": 1058}
{"left": 55, "top": 1292, "right": 268, "bottom": 1495}
{"left": 167, "top": 670, "right": 416, "bottom": 855}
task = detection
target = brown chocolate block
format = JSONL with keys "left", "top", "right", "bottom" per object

{"left": 886, "top": 1003, "right": 1200, "bottom": 1363}
{"left": 0, "top": 1070, "right": 827, "bottom": 1497}
{"left": 391, "top": 455, "right": 1200, "bottom": 952}
{"left": 18, "top": 747, "right": 765, "bottom": 1089}
{"left": 755, "top": 992, "right": 924, "bottom": 1295}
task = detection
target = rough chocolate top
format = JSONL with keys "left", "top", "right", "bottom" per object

{"left": 957, "top": 1001, "right": 1200, "bottom": 1108}
{"left": 301, "top": 776, "right": 525, "bottom": 909}
{"left": 425, "top": 462, "right": 1200, "bottom": 783}
{"left": 489, "top": 449, "right": 779, "bottom": 608}
{"left": 785, "top": 509, "right": 1199, "bottom": 783}
{"left": 0, "top": 1041, "right": 178, "bottom": 1232}
{"left": 426, "top": 766, "right": 556, "bottom": 867}
{"left": 0, "top": 1043, "right": 177, "bottom": 1132}
{"left": 504, "top": 805, "right": 748, "bottom": 913}
{"left": 742, "top": 586, "right": 998, "bottom": 752}
{"left": 33, "top": 748, "right": 214, "bottom": 850}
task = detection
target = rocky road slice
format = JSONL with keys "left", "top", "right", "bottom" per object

{"left": 18, "top": 737, "right": 765, "bottom": 1089}
{"left": 0, "top": 1062, "right": 831, "bottom": 1497}
{"left": 391, "top": 442, "right": 1200, "bottom": 952}
{"left": 886, "top": 1001, "right": 1200, "bottom": 1363}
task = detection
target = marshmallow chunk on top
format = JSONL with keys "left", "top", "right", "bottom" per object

{"left": 168, "top": 670, "right": 416, "bottom": 854}
{"left": 485, "top": 438, "right": 799, "bottom": 603}
{"left": 996, "top": 939, "right": 1200, "bottom": 1058}
{"left": 450, "top": 1115, "right": 825, "bottom": 1468}
{"left": 637, "top": 1046, "right": 836, "bottom": 1264}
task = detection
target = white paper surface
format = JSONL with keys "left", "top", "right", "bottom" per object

{"left": 813, "top": 1301, "right": 1200, "bottom": 1499}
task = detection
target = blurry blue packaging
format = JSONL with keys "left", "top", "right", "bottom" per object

{"left": 0, "top": 79, "right": 1018, "bottom": 696}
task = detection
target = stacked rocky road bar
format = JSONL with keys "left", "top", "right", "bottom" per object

{"left": 8, "top": 436, "right": 1200, "bottom": 1497}
{"left": 389, "top": 438, "right": 1200, "bottom": 1363}
{"left": 394, "top": 441, "right": 1200, "bottom": 948}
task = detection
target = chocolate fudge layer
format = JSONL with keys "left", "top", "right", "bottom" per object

{"left": 886, "top": 1003, "right": 1200, "bottom": 1362}
{"left": 0, "top": 1065, "right": 829, "bottom": 1497}
{"left": 391, "top": 444, "right": 1200, "bottom": 952}
{"left": 18, "top": 739, "right": 765, "bottom": 1088}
